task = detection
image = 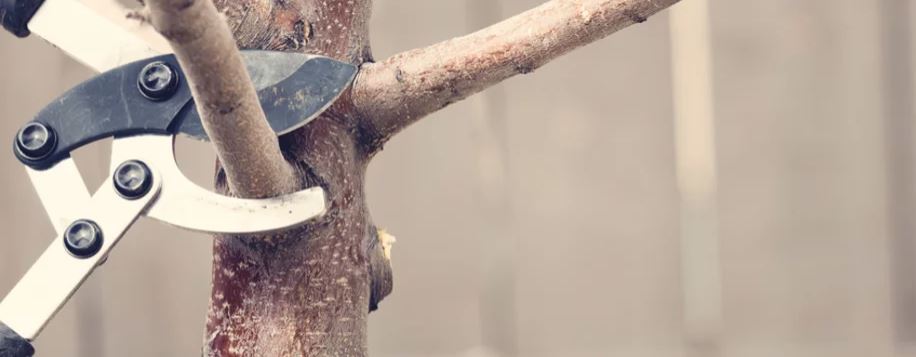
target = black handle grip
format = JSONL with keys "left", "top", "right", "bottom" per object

{"left": 0, "top": 321, "right": 33, "bottom": 357}
{"left": 0, "top": 0, "right": 45, "bottom": 37}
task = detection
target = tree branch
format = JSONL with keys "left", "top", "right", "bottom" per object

{"left": 352, "top": 0, "right": 681, "bottom": 150}
{"left": 146, "top": 0, "right": 298, "bottom": 198}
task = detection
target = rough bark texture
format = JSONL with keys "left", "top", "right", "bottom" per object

{"left": 203, "top": 1, "right": 384, "bottom": 355}
{"left": 142, "top": 0, "right": 681, "bottom": 355}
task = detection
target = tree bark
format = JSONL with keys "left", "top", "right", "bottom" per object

{"left": 201, "top": 1, "right": 384, "bottom": 355}
{"left": 155, "top": 0, "right": 684, "bottom": 355}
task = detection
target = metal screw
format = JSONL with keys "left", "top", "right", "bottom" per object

{"left": 137, "top": 61, "right": 179, "bottom": 101}
{"left": 14, "top": 122, "right": 56, "bottom": 161}
{"left": 64, "top": 220, "right": 103, "bottom": 258}
{"left": 113, "top": 160, "right": 152, "bottom": 199}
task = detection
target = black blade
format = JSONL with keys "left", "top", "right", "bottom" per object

{"left": 14, "top": 51, "right": 356, "bottom": 169}
{"left": 174, "top": 52, "right": 358, "bottom": 140}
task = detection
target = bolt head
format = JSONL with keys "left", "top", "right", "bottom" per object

{"left": 137, "top": 61, "right": 179, "bottom": 101}
{"left": 14, "top": 122, "right": 56, "bottom": 161}
{"left": 113, "top": 160, "right": 152, "bottom": 199}
{"left": 64, "top": 220, "right": 103, "bottom": 258}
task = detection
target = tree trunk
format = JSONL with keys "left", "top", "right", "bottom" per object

{"left": 204, "top": 1, "right": 387, "bottom": 355}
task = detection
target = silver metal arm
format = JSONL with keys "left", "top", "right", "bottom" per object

{"left": 28, "top": 0, "right": 168, "bottom": 72}
{"left": 0, "top": 161, "right": 161, "bottom": 340}
{"left": 110, "top": 135, "right": 327, "bottom": 234}
{"left": 0, "top": 134, "right": 327, "bottom": 342}
{"left": 25, "top": 159, "right": 90, "bottom": 234}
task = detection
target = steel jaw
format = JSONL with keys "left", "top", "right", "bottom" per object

{"left": 1, "top": 133, "right": 326, "bottom": 341}
{"left": 28, "top": 134, "right": 327, "bottom": 236}
{"left": 108, "top": 134, "right": 326, "bottom": 234}
{"left": 26, "top": 134, "right": 326, "bottom": 234}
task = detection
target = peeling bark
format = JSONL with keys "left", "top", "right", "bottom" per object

{"left": 140, "top": 0, "right": 682, "bottom": 355}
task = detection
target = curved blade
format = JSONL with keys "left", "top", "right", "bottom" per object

{"left": 110, "top": 135, "right": 327, "bottom": 234}
{"left": 174, "top": 51, "right": 358, "bottom": 140}
{"left": 17, "top": 51, "right": 354, "bottom": 169}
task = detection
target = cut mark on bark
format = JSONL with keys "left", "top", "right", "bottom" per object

{"left": 126, "top": 9, "right": 151, "bottom": 24}
{"left": 623, "top": 9, "right": 647, "bottom": 23}
{"left": 176, "top": 0, "right": 195, "bottom": 11}
{"left": 305, "top": 21, "right": 315, "bottom": 42}
{"left": 352, "top": 113, "right": 387, "bottom": 155}
{"left": 515, "top": 62, "right": 535, "bottom": 74}
{"left": 291, "top": 19, "right": 307, "bottom": 48}
{"left": 215, "top": 102, "right": 240, "bottom": 115}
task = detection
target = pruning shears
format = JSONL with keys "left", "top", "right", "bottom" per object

{"left": 0, "top": 0, "right": 357, "bottom": 355}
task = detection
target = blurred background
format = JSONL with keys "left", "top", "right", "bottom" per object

{"left": 1, "top": 0, "right": 914, "bottom": 356}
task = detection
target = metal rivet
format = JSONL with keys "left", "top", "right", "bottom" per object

{"left": 64, "top": 220, "right": 103, "bottom": 258}
{"left": 113, "top": 160, "right": 152, "bottom": 199}
{"left": 137, "top": 61, "right": 179, "bottom": 101}
{"left": 14, "top": 122, "right": 56, "bottom": 161}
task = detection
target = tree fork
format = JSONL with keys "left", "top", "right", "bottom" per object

{"left": 141, "top": 0, "right": 680, "bottom": 355}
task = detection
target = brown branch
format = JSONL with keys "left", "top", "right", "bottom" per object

{"left": 352, "top": 0, "right": 681, "bottom": 150}
{"left": 146, "top": 0, "right": 298, "bottom": 198}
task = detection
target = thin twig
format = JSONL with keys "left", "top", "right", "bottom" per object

{"left": 145, "top": 0, "right": 298, "bottom": 198}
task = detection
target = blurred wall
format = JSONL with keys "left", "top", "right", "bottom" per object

{"left": 0, "top": 0, "right": 913, "bottom": 356}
